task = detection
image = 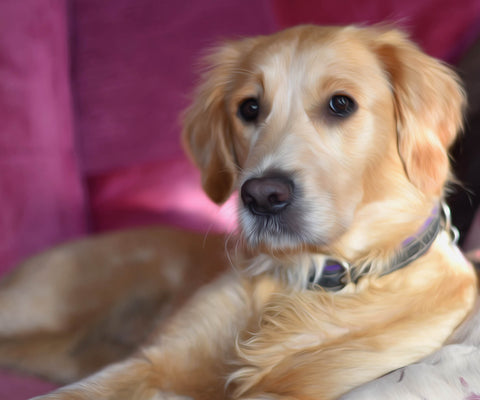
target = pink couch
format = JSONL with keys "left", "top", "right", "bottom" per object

{"left": 1, "top": 1, "right": 479, "bottom": 398}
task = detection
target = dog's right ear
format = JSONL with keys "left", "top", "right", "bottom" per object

{"left": 182, "top": 42, "right": 249, "bottom": 205}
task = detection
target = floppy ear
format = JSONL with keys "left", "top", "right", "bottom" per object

{"left": 373, "top": 29, "right": 465, "bottom": 196}
{"left": 182, "top": 42, "right": 247, "bottom": 204}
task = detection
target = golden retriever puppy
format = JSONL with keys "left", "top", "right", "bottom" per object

{"left": 32, "top": 25, "right": 476, "bottom": 399}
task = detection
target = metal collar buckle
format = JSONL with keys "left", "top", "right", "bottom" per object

{"left": 309, "top": 258, "right": 351, "bottom": 291}
{"left": 441, "top": 202, "right": 459, "bottom": 245}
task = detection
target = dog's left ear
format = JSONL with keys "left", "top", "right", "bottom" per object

{"left": 182, "top": 41, "right": 251, "bottom": 204}
{"left": 373, "top": 28, "right": 465, "bottom": 196}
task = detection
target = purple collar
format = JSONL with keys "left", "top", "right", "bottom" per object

{"left": 309, "top": 203, "right": 456, "bottom": 291}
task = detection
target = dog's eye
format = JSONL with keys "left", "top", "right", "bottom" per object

{"left": 238, "top": 98, "right": 260, "bottom": 122}
{"left": 328, "top": 95, "right": 356, "bottom": 117}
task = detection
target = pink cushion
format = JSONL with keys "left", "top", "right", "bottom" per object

{"left": 88, "top": 158, "right": 237, "bottom": 233}
{"left": 72, "top": 0, "right": 276, "bottom": 233}
{"left": 272, "top": 0, "right": 480, "bottom": 62}
{"left": 72, "top": 0, "right": 276, "bottom": 174}
{"left": 0, "top": 370, "right": 57, "bottom": 400}
{"left": 0, "top": 0, "right": 87, "bottom": 276}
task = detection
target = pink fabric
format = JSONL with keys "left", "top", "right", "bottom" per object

{"left": 71, "top": 0, "right": 275, "bottom": 235}
{"left": 71, "top": 0, "right": 277, "bottom": 174}
{"left": 0, "top": 370, "right": 57, "bottom": 400}
{"left": 88, "top": 158, "right": 237, "bottom": 233}
{"left": 273, "top": 0, "right": 480, "bottom": 63}
{"left": 0, "top": 0, "right": 87, "bottom": 276}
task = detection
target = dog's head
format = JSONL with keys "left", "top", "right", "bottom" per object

{"left": 182, "top": 26, "right": 464, "bottom": 256}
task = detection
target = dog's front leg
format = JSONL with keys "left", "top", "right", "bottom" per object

{"left": 33, "top": 273, "right": 274, "bottom": 400}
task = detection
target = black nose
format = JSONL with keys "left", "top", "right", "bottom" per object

{"left": 241, "top": 175, "right": 294, "bottom": 216}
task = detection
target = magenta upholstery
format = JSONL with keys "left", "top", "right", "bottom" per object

{"left": 0, "top": 1, "right": 87, "bottom": 277}
{"left": 72, "top": 0, "right": 276, "bottom": 174}
{"left": 0, "top": 1, "right": 479, "bottom": 398}
{"left": 71, "top": 0, "right": 272, "bottom": 233}
{"left": 0, "top": 371, "right": 56, "bottom": 400}
{"left": 89, "top": 158, "right": 237, "bottom": 233}
{"left": 273, "top": 0, "right": 480, "bottom": 62}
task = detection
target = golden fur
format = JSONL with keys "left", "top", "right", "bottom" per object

{"left": 1, "top": 25, "right": 477, "bottom": 400}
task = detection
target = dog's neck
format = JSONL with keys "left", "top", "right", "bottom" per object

{"left": 309, "top": 203, "right": 456, "bottom": 291}
{"left": 325, "top": 143, "right": 442, "bottom": 272}
{"left": 239, "top": 198, "right": 457, "bottom": 290}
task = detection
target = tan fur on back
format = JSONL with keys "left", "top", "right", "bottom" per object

{"left": 3, "top": 25, "right": 475, "bottom": 400}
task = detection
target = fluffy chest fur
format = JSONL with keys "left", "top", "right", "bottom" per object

{"left": 224, "top": 233, "right": 475, "bottom": 400}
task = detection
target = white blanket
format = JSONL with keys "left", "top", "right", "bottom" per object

{"left": 341, "top": 300, "right": 480, "bottom": 399}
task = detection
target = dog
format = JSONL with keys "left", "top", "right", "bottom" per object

{"left": 2, "top": 24, "right": 477, "bottom": 400}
